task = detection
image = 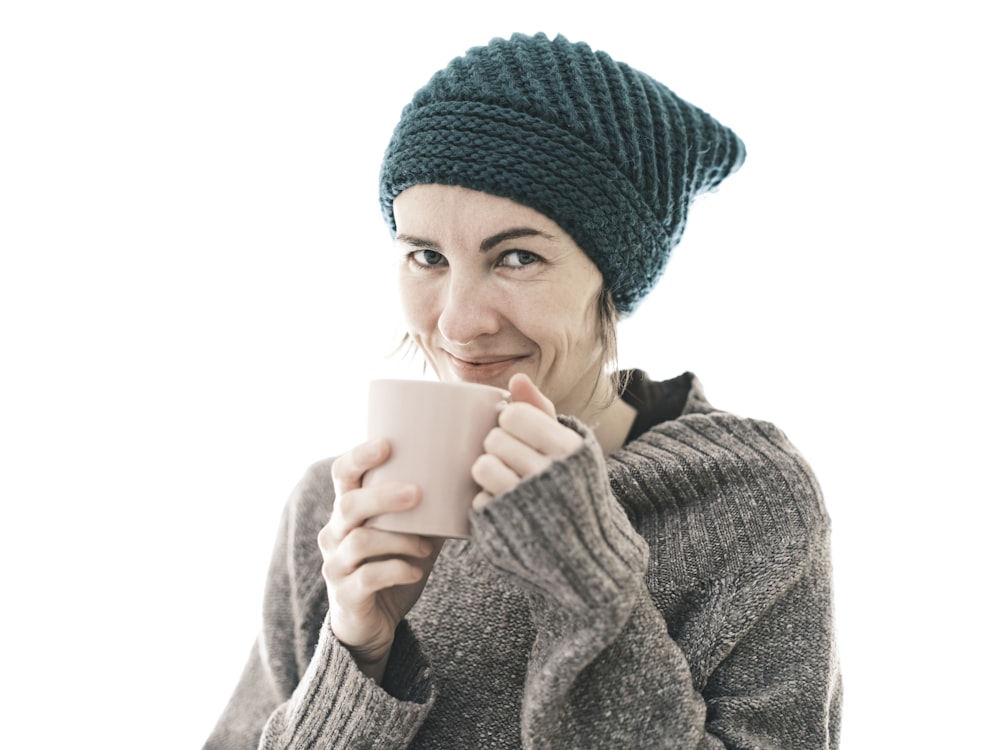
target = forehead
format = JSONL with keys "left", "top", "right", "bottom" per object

{"left": 392, "top": 184, "right": 566, "bottom": 240}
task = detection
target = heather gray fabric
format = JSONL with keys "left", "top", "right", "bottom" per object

{"left": 205, "top": 373, "right": 841, "bottom": 749}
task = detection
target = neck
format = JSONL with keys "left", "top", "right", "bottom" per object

{"left": 588, "top": 395, "right": 637, "bottom": 456}
{"left": 565, "top": 374, "right": 636, "bottom": 456}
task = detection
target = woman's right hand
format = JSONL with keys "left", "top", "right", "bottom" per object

{"left": 318, "top": 438, "right": 441, "bottom": 683}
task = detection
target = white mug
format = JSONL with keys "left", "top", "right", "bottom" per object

{"left": 363, "top": 379, "right": 508, "bottom": 538}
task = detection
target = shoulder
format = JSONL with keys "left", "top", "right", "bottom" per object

{"left": 644, "top": 410, "right": 824, "bottom": 515}
{"left": 610, "top": 374, "right": 829, "bottom": 583}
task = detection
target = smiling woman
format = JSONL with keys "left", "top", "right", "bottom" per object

{"left": 394, "top": 185, "right": 619, "bottom": 423}
{"left": 204, "top": 32, "right": 841, "bottom": 749}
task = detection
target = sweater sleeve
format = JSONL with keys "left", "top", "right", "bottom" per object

{"left": 202, "top": 461, "right": 435, "bottom": 750}
{"left": 470, "top": 418, "right": 840, "bottom": 749}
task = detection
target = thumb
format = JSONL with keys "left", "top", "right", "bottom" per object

{"left": 507, "top": 373, "right": 557, "bottom": 419}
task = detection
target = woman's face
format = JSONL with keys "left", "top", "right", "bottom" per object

{"left": 393, "top": 184, "right": 608, "bottom": 417}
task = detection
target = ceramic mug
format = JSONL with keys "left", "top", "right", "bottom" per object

{"left": 362, "top": 379, "right": 508, "bottom": 538}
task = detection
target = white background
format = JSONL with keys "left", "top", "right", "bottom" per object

{"left": 1, "top": 2, "right": 996, "bottom": 747}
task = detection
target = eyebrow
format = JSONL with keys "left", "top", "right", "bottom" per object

{"left": 479, "top": 228, "right": 555, "bottom": 252}
{"left": 395, "top": 227, "right": 556, "bottom": 253}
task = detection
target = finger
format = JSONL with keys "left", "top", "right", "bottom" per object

{"left": 472, "top": 490, "right": 494, "bottom": 510}
{"left": 332, "top": 439, "right": 391, "bottom": 496}
{"left": 321, "top": 526, "right": 433, "bottom": 579}
{"left": 471, "top": 453, "right": 522, "bottom": 497}
{"left": 325, "top": 481, "right": 419, "bottom": 541}
{"left": 498, "top": 402, "right": 582, "bottom": 457}
{"left": 507, "top": 373, "right": 557, "bottom": 418}
{"left": 334, "top": 559, "right": 426, "bottom": 609}
{"left": 482, "top": 425, "right": 550, "bottom": 479}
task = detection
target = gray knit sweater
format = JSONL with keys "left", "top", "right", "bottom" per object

{"left": 205, "top": 372, "right": 841, "bottom": 749}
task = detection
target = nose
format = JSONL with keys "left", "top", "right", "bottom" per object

{"left": 436, "top": 271, "right": 501, "bottom": 345}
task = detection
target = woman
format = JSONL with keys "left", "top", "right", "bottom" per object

{"left": 205, "top": 33, "right": 841, "bottom": 749}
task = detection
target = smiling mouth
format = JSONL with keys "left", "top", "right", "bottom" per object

{"left": 444, "top": 352, "right": 528, "bottom": 380}
{"left": 448, "top": 354, "right": 523, "bottom": 366}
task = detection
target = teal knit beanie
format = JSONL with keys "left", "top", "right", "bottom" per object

{"left": 379, "top": 32, "right": 746, "bottom": 314}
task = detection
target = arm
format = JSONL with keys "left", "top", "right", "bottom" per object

{"left": 203, "top": 460, "right": 435, "bottom": 750}
{"left": 472, "top": 429, "right": 715, "bottom": 747}
{"left": 472, "top": 412, "right": 840, "bottom": 748}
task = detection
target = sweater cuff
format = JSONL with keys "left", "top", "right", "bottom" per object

{"left": 470, "top": 417, "right": 648, "bottom": 615}
{"left": 265, "top": 613, "right": 434, "bottom": 747}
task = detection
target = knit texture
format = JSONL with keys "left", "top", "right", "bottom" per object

{"left": 379, "top": 33, "right": 746, "bottom": 313}
{"left": 204, "top": 372, "right": 841, "bottom": 749}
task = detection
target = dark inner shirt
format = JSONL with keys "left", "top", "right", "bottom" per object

{"left": 621, "top": 370, "right": 694, "bottom": 444}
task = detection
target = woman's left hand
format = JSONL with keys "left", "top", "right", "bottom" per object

{"left": 471, "top": 373, "right": 583, "bottom": 508}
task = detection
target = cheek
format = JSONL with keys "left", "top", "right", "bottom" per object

{"left": 554, "top": 300, "right": 604, "bottom": 368}
{"left": 555, "top": 281, "right": 601, "bottom": 340}
{"left": 398, "top": 277, "right": 437, "bottom": 332}
{"left": 519, "top": 292, "right": 598, "bottom": 357}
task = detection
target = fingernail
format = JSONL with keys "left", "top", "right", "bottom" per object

{"left": 401, "top": 485, "right": 419, "bottom": 505}
{"left": 360, "top": 439, "right": 383, "bottom": 461}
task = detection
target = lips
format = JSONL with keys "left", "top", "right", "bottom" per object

{"left": 443, "top": 351, "right": 528, "bottom": 383}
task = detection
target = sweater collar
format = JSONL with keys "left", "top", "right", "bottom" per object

{"left": 620, "top": 370, "right": 712, "bottom": 444}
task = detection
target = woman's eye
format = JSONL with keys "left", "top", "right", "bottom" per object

{"left": 499, "top": 250, "right": 540, "bottom": 268}
{"left": 410, "top": 249, "right": 446, "bottom": 267}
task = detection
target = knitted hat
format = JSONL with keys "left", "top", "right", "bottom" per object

{"left": 379, "top": 32, "right": 746, "bottom": 314}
